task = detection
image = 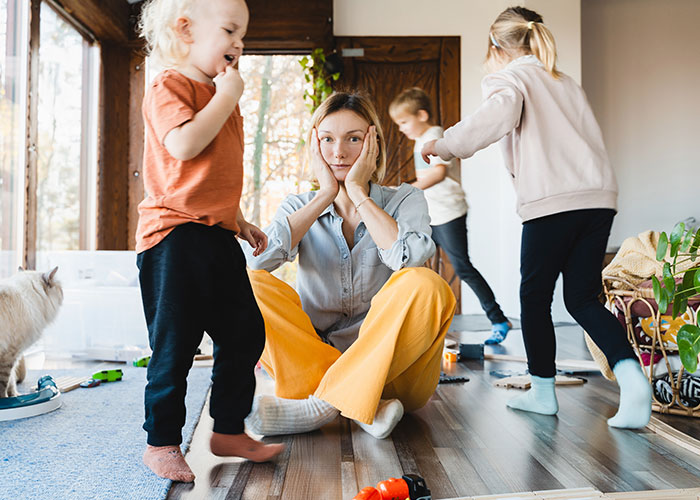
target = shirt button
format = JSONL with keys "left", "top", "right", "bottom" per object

{"left": 342, "top": 254, "right": 348, "bottom": 259}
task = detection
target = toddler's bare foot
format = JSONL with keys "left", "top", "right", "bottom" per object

{"left": 143, "top": 445, "right": 195, "bottom": 482}
{"left": 210, "top": 432, "right": 285, "bottom": 462}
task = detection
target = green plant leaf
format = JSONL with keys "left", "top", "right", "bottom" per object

{"left": 672, "top": 294, "right": 688, "bottom": 319}
{"left": 690, "top": 228, "right": 700, "bottom": 254}
{"left": 663, "top": 262, "right": 672, "bottom": 279}
{"left": 670, "top": 222, "right": 685, "bottom": 246}
{"left": 678, "top": 339, "right": 698, "bottom": 373}
{"left": 656, "top": 232, "right": 668, "bottom": 261}
{"left": 658, "top": 287, "right": 670, "bottom": 314}
{"left": 695, "top": 267, "right": 700, "bottom": 289}
{"left": 664, "top": 276, "right": 675, "bottom": 295}
{"left": 652, "top": 275, "right": 662, "bottom": 304}
{"left": 681, "top": 229, "right": 694, "bottom": 253}
{"left": 677, "top": 325, "right": 700, "bottom": 373}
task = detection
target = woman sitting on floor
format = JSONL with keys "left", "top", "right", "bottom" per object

{"left": 242, "top": 92, "right": 456, "bottom": 439}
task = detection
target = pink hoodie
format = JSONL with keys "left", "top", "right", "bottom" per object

{"left": 434, "top": 55, "right": 617, "bottom": 222}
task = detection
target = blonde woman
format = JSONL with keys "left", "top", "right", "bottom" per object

{"left": 242, "top": 92, "right": 456, "bottom": 439}
{"left": 422, "top": 6, "right": 651, "bottom": 428}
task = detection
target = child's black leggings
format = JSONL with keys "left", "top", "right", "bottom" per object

{"left": 137, "top": 223, "right": 265, "bottom": 446}
{"left": 520, "top": 208, "right": 636, "bottom": 378}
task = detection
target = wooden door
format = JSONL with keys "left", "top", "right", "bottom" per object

{"left": 334, "top": 36, "right": 462, "bottom": 312}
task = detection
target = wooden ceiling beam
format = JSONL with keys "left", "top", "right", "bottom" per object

{"left": 50, "top": 0, "right": 130, "bottom": 43}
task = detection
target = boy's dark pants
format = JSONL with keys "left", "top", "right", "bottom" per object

{"left": 520, "top": 208, "right": 636, "bottom": 378}
{"left": 431, "top": 214, "right": 508, "bottom": 324}
{"left": 137, "top": 223, "right": 265, "bottom": 446}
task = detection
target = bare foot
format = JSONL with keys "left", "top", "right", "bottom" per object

{"left": 210, "top": 432, "right": 285, "bottom": 462}
{"left": 143, "top": 445, "right": 195, "bottom": 482}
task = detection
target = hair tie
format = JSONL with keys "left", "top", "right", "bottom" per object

{"left": 489, "top": 32, "right": 500, "bottom": 48}
{"left": 527, "top": 21, "right": 535, "bottom": 30}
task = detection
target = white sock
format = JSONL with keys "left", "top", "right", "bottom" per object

{"left": 506, "top": 375, "right": 559, "bottom": 415}
{"left": 608, "top": 358, "right": 652, "bottom": 429}
{"left": 356, "top": 399, "right": 404, "bottom": 439}
{"left": 244, "top": 395, "right": 339, "bottom": 436}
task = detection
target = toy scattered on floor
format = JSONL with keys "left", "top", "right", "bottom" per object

{"left": 442, "top": 348, "right": 459, "bottom": 363}
{"left": 494, "top": 374, "right": 585, "bottom": 389}
{"left": 0, "top": 375, "right": 62, "bottom": 421}
{"left": 459, "top": 343, "right": 484, "bottom": 360}
{"left": 438, "top": 373, "right": 469, "bottom": 384}
{"left": 80, "top": 379, "right": 101, "bottom": 388}
{"left": 352, "top": 474, "right": 431, "bottom": 500}
{"left": 133, "top": 356, "right": 151, "bottom": 367}
{"left": 92, "top": 369, "right": 123, "bottom": 382}
{"left": 490, "top": 369, "right": 528, "bottom": 379}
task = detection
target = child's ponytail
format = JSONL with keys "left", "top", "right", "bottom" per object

{"left": 527, "top": 21, "right": 561, "bottom": 79}
{"left": 486, "top": 6, "right": 561, "bottom": 80}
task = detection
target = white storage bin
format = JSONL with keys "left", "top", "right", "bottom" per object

{"left": 35, "top": 251, "right": 148, "bottom": 356}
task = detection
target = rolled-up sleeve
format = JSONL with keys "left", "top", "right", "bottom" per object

{"left": 378, "top": 188, "right": 435, "bottom": 270}
{"left": 243, "top": 195, "right": 301, "bottom": 271}
{"left": 435, "top": 72, "right": 523, "bottom": 162}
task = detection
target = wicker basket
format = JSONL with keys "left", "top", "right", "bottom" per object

{"left": 602, "top": 275, "right": 700, "bottom": 417}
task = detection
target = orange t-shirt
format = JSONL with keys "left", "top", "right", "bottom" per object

{"left": 135, "top": 69, "right": 244, "bottom": 253}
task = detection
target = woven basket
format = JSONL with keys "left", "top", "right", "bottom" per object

{"left": 600, "top": 275, "right": 700, "bottom": 417}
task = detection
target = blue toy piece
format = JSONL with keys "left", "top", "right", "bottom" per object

{"left": 0, "top": 375, "right": 62, "bottom": 421}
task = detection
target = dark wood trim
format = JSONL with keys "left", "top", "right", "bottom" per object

{"left": 48, "top": 0, "right": 129, "bottom": 43}
{"left": 438, "top": 38, "right": 460, "bottom": 129}
{"left": 96, "top": 42, "right": 131, "bottom": 250}
{"left": 23, "top": 0, "right": 40, "bottom": 270}
{"left": 244, "top": 0, "right": 332, "bottom": 53}
{"left": 127, "top": 49, "right": 146, "bottom": 251}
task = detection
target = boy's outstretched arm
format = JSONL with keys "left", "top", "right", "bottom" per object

{"left": 412, "top": 164, "right": 447, "bottom": 190}
{"left": 164, "top": 66, "right": 244, "bottom": 160}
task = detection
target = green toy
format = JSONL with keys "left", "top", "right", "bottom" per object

{"left": 133, "top": 356, "right": 151, "bottom": 367}
{"left": 92, "top": 369, "right": 123, "bottom": 382}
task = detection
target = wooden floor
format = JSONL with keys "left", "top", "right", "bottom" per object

{"left": 160, "top": 315, "right": 700, "bottom": 500}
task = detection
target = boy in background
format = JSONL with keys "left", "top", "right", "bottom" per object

{"left": 390, "top": 87, "right": 511, "bottom": 344}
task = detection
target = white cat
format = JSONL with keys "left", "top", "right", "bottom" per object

{"left": 0, "top": 267, "right": 62, "bottom": 397}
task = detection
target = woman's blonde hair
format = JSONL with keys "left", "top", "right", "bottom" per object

{"left": 486, "top": 6, "right": 561, "bottom": 79}
{"left": 309, "top": 92, "right": 387, "bottom": 184}
{"left": 138, "top": 0, "right": 198, "bottom": 68}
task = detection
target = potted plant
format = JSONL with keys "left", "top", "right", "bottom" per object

{"left": 652, "top": 222, "right": 700, "bottom": 372}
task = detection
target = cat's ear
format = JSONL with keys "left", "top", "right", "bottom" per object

{"left": 42, "top": 267, "right": 59, "bottom": 287}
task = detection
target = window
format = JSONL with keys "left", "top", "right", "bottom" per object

{"left": 0, "top": 0, "right": 28, "bottom": 277}
{"left": 36, "top": 2, "right": 98, "bottom": 252}
{"left": 238, "top": 55, "right": 313, "bottom": 229}
{"left": 238, "top": 55, "right": 313, "bottom": 285}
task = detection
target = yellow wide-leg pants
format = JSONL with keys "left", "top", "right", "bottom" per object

{"left": 248, "top": 267, "right": 456, "bottom": 424}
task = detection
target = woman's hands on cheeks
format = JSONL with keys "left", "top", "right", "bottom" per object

{"left": 311, "top": 128, "right": 339, "bottom": 202}
{"left": 344, "top": 125, "right": 377, "bottom": 203}
{"left": 237, "top": 218, "right": 268, "bottom": 256}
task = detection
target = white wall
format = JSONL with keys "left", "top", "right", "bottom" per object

{"left": 334, "top": 0, "right": 581, "bottom": 322}
{"left": 582, "top": 0, "right": 700, "bottom": 248}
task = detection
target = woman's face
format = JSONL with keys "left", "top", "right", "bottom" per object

{"left": 317, "top": 109, "right": 370, "bottom": 182}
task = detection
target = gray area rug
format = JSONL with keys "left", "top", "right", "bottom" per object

{"left": 0, "top": 365, "right": 212, "bottom": 500}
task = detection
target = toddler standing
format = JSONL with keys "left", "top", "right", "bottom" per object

{"left": 137, "top": 0, "right": 284, "bottom": 482}
{"left": 422, "top": 6, "right": 651, "bottom": 428}
{"left": 390, "top": 88, "right": 511, "bottom": 344}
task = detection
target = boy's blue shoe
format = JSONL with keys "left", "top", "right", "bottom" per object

{"left": 485, "top": 321, "right": 512, "bottom": 345}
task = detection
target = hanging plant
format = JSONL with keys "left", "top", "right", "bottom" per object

{"left": 299, "top": 48, "right": 341, "bottom": 114}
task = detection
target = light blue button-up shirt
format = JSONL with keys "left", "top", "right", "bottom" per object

{"left": 243, "top": 183, "right": 435, "bottom": 352}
